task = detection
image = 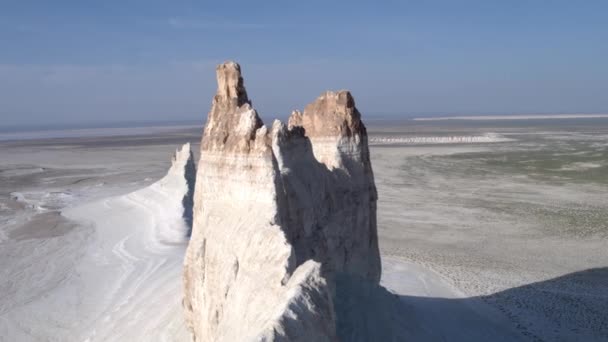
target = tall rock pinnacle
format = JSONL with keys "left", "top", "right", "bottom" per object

{"left": 201, "top": 61, "right": 264, "bottom": 154}
{"left": 183, "top": 61, "right": 381, "bottom": 341}
{"left": 214, "top": 61, "right": 250, "bottom": 106}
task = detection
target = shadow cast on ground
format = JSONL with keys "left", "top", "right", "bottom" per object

{"left": 349, "top": 267, "right": 608, "bottom": 342}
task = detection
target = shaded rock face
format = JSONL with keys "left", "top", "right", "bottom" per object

{"left": 276, "top": 91, "right": 379, "bottom": 282}
{"left": 183, "top": 62, "right": 381, "bottom": 341}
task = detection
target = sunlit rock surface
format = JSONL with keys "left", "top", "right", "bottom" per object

{"left": 183, "top": 61, "right": 381, "bottom": 341}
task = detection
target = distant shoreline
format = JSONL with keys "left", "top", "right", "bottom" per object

{"left": 0, "top": 124, "right": 201, "bottom": 142}
{"left": 413, "top": 114, "right": 608, "bottom": 121}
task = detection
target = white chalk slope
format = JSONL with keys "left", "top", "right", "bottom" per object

{"left": 66, "top": 143, "right": 194, "bottom": 341}
{"left": 1, "top": 143, "right": 194, "bottom": 341}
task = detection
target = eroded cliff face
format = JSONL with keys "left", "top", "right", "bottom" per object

{"left": 183, "top": 61, "right": 380, "bottom": 341}
{"left": 276, "top": 90, "right": 380, "bottom": 283}
{"left": 149, "top": 142, "right": 196, "bottom": 244}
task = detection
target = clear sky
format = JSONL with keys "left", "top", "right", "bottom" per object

{"left": 1, "top": 1, "right": 607, "bottom": 127}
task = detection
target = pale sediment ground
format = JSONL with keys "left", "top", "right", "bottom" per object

{"left": 373, "top": 119, "right": 608, "bottom": 341}
{"left": 413, "top": 114, "right": 608, "bottom": 121}
{"left": 0, "top": 121, "right": 606, "bottom": 341}
{"left": 0, "top": 130, "right": 200, "bottom": 341}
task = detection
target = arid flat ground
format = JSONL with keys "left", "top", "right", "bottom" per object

{"left": 1, "top": 119, "right": 607, "bottom": 341}
{"left": 372, "top": 118, "right": 608, "bottom": 341}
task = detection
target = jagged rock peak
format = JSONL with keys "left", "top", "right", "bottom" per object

{"left": 170, "top": 142, "right": 192, "bottom": 168}
{"left": 287, "top": 110, "right": 303, "bottom": 130}
{"left": 184, "top": 62, "right": 381, "bottom": 342}
{"left": 202, "top": 61, "right": 265, "bottom": 154}
{"left": 291, "top": 90, "right": 365, "bottom": 138}
{"left": 214, "top": 61, "right": 250, "bottom": 107}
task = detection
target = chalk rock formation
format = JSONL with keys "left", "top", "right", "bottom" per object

{"left": 138, "top": 143, "right": 196, "bottom": 244}
{"left": 183, "top": 62, "right": 380, "bottom": 341}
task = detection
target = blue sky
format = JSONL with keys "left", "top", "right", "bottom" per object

{"left": 1, "top": 1, "right": 607, "bottom": 127}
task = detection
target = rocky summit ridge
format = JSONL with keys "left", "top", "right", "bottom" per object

{"left": 183, "top": 61, "right": 383, "bottom": 341}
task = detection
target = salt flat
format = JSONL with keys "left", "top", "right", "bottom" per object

{"left": 0, "top": 132, "right": 199, "bottom": 341}
{"left": 373, "top": 118, "right": 608, "bottom": 341}
{"left": 0, "top": 119, "right": 607, "bottom": 341}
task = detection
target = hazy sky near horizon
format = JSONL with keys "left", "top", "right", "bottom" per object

{"left": 1, "top": 1, "right": 607, "bottom": 127}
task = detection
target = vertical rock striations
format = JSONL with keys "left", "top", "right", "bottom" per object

{"left": 183, "top": 62, "right": 381, "bottom": 341}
